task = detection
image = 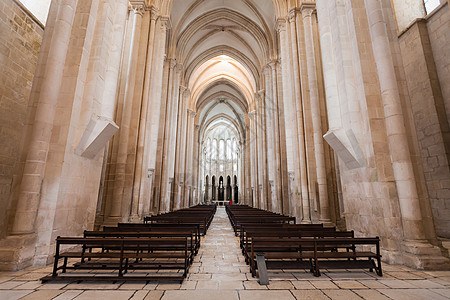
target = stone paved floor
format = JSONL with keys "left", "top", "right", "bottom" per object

{"left": 1, "top": 207, "right": 449, "bottom": 299}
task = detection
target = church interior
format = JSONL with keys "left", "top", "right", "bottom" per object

{"left": 0, "top": 0, "right": 449, "bottom": 299}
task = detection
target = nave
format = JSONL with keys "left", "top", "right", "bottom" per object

{"left": 0, "top": 207, "right": 449, "bottom": 300}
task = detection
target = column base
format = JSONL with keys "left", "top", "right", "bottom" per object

{"left": 382, "top": 240, "right": 450, "bottom": 270}
{"left": 319, "top": 219, "right": 334, "bottom": 227}
{"left": 0, "top": 234, "right": 37, "bottom": 271}
{"left": 101, "top": 216, "right": 123, "bottom": 227}
{"left": 128, "top": 214, "right": 142, "bottom": 223}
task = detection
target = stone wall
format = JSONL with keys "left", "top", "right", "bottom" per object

{"left": 398, "top": 2, "right": 450, "bottom": 238}
{"left": 427, "top": 2, "right": 450, "bottom": 138}
{"left": 0, "top": 0, "right": 43, "bottom": 238}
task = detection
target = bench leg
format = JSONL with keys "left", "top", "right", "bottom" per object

{"left": 52, "top": 257, "right": 59, "bottom": 277}
{"left": 313, "top": 260, "right": 320, "bottom": 277}
{"left": 124, "top": 258, "right": 129, "bottom": 274}
{"left": 308, "top": 258, "right": 314, "bottom": 274}
{"left": 62, "top": 257, "right": 68, "bottom": 273}
{"left": 119, "top": 258, "right": 124, "bottom": 277}
{"left": 255, "top": 253, "right": 269, "bottom": 285}
{"left": 376, "top": 258, "right": 383, "bottom": 276}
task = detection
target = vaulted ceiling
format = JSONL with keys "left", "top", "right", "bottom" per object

{"left": 153, "top": 0, "right": 285, "bottom": 141}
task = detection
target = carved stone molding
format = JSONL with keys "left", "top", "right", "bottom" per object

{"left": 129, "top": 1, "right": 146, "bottom": 16}
{"left": 300, "top": 3, "right": 316, "bottom": 18}
{"left": 159, "top": 16, "right": 171, "bottom": 31}
{"left": 288, "top": 8, "right": 297, "bottom": 23}
{"left": 276, "top": 18, "right": 287, "bottom": 32}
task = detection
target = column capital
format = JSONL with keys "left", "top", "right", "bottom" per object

{"left": 256, "top": 90, "right": 265, "bottom": 101}
{"left": 159, "top": 16, "right": 171, "bottom": 30}
{"left": 300, "top": 3, "right": 316, "bottom": 18}
{"left": 168, "top": 58, "right": 177, "bottom": 69}
{"left": 149, "top": 6, "right": 159, "bottom": 20}
{"left": 187, "top": 109, "right": 197, "bottom": 117}
{"left": 129, "top": 1, "right": 146, "bottom": 16}
{"left": 276, "top": 18, "right": 287, "bottom": 32}
{"left": 288, "top": 8, "right": 297, "bottom": 23}
{"left": 180, "top": 86, "right": 191, "bottom": 97}
{"left": 268, "top": 59, "right": 278, "bottom": 70}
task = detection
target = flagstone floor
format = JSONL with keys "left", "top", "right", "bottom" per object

{"left": 1, "top": 207, "right": 449, "bottom": 300}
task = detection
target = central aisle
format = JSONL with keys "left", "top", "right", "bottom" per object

{"left": 195, "top": 206, "right": 245, "bottom": 274}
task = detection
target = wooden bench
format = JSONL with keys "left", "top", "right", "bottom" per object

{"left": 143, "top": 216, "right": 210, "bottom": 235}
{"left": 240, "top": 226, "right": 337, "bottom": 262}
{"left": 249, "top": 236, "right": 382, "bottom": 281}
{"left": 231, "top": 216, "right": 296, "bottom": 235}
{"left": 41, "top": 236, "right": 190, "bottom": 283}
{"left": 238, "top": 224, "right": 326, "bottom": 249}
{"left": 81, "top": 230, "right": 197, "bottom": 264}
{"left": 113, "top": 224, "right": 201, "bottom": 254}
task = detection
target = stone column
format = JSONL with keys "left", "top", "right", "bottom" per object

{"left": 192, "top": 124, "right": 200, "bottom": 205}
{"left": 12, "top": 0, "right": 78, "bottom": 234}
{"left": 159, "top": 58, "right": 178, "bottom": 212}
{"left": 185, "top": 108, "right": 195, "bottom": 208}
{"left": 288, "top": 10, "right": 310, "bottom": 222}
{"left": 315, "top": 1, "right": 342, "bottom": 132}
{"left": 263, "top": 66, "right": 276, "bottom": 211}
{"left": 110, "top": 1, "right": 145, "bottom": 218}
{"left": 269, "top": 61, "right": 282, "bottom": 213}
{"left": 174, "top": 87, "right": 188, "bottom": 209}
{"left": 146, "top": 16, "right": 169, "bottom": 214}
{"left": 101, "top": 0, "right": 130, "bottom": 119}
{"left": 249, "top": 111, "right": 258, "bottom": 207}
{"left": 301, "top": 4, "right": 331, "bottom": 223}
{"left": 364, "top": 0, "right": 426, "bottom": 241}
{"left": 130, "top": 6, "right": 158, "bottom": 220}
{"left": 256, "top": 92, "right": 266, "bottom": 209}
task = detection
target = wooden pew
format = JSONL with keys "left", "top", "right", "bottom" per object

{"left": 113, "top": 223, "right": 201, "bottom": 254}
{"left": 81, "top": 229, "right": 197, "bottom": 263}
{"left": 41, "top": 236, "right": 190, "bottom": 283}
{"left": 249, "top": 236, "right": 382, "bottom": 280}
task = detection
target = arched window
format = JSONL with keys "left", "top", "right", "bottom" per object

{"left": 219, "top": 139, "right": 225, "bottom": 160}
{"left": 227, "top": 139, "right": 232, "bottom": 160}
{"left": 233, "top": 139, "right": 237, "bottom": 160}
{"left": 212, "top": 139, "right": 217, "bottom": 160}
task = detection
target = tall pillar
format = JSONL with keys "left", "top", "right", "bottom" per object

{"left": 269, "top": 61, "right": 283, "bottom": 213}
{"left": 263, "top": 66, "right": 276, "bottom": 211}
{"left": 192, "top": 124, "right": 200, "bottom": 205}
{"left": 101, "top": 0, "right": 130, "bottom": 119}
{"left": 130, "top": 6, "right": 159, "bottom": 220}
{"left": 175, "top": 87, "right": 188, "bottom": 209}
{"left": 256, "top": 92, "right": 266, "bottom": 209}
{"left": 184, "top": 108, "right": 195, "bottom": 208}
{"left": 159, "top": 58, "right": 178, "bottom": 212}
{"left": 301, "top": 4, "right": 331, "bottom": 223}
{"left": 364, "top": 0, "right": 426, "bottom": 241}
{"left": 12, "top": 0, "right": 78, "bottom": 234}
{"left": 278, "top": 18, "right": 304, "bottom": 217}
{"left": 288, "top": 10, "right": 311, "bottom": 222}
{"left": 249, "top": 111, "right": 258, "bottom": 207}
{"left": 109, "top": 1, "right": 145, "bottom": 218}
{"left": 145, "top": 16, "right": 169, "bottom": 214}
